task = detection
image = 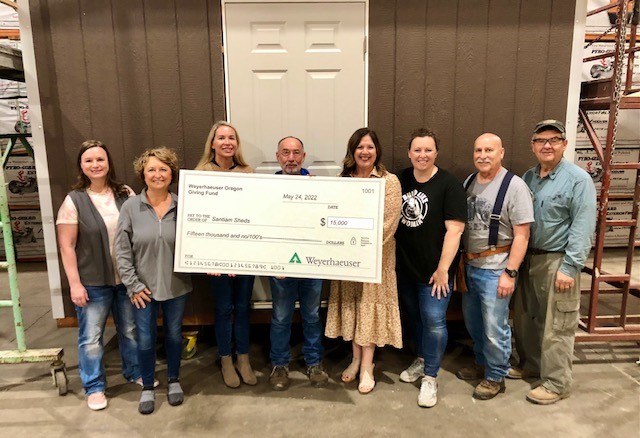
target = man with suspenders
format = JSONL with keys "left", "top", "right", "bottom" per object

{"left": 456, "top": 133, "right": 534, "bottom": 400}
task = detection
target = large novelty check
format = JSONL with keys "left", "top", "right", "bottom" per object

{"left": 174, "top": 170, "right": 385, "bottom": 283}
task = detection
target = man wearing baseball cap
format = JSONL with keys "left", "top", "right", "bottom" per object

{"left": 512, "top": 120, "right": 596, "bottom": 404}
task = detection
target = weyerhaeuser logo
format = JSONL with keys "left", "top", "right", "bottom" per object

{"left": 289, "top": 253, "right": 302, "bottom": 263}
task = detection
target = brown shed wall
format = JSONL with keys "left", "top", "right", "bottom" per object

{"left": 29, "top": 0, "right": 576, "bottom": 319}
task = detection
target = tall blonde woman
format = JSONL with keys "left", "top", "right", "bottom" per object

{"left": 196, "top": 121, "right": 257, "bottom": 388}
{"left": 325, "top": 127, "right": 402, "bottom": 394}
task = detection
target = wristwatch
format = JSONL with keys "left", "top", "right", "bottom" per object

{"left": 504, "top": 268, "right": 518, "bottom": 278}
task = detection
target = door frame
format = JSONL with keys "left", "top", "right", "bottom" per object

{"left": 220, "top": 0, "right": 370, "bottom": 126}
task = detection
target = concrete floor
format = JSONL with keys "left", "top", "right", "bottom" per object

{"left": 0, "top": 257, "right": 639, "bottom": 438}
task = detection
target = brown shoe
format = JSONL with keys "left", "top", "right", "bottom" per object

{"left": 220, "top": 355, "right": 240, "bottom": 388}
{"left": 526, "top": 385, "right": 569, "bottom": 405}
{"left": 307, "top": 364, "right": 329, "bottom": 388}
{"left": 236, "top": 353, "right": 258, "bottom": 386}
{"left": 269, "top": 365, "right": 290, "bottom": 391}
{"left": 456, "top": 364, "right": 485, "bottom": 380}
{"left": 506, "top": 367, "right": 530, "bottom": 379}
{"left": 473, "top": 379, "right": 506, "bottom": 400}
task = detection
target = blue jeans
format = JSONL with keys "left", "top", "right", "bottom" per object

{"left": 134, "top": 294, "right": 188, "bottom": 388}
{"left": 269, "top": 277, "right": 323, "bottom": 367}
{"left": 76, "top": 284, "right": 139, "bottom": 395}
{"left": 397, "top": 274, "right": 452, "bottom": 378}
{"left": 210, "top": 275, "right": 255, "bottom": 357}
{"left": 462, "top": 264, "right": 512, "bottom": 381}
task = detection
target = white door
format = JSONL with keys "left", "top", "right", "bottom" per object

{"left": 224, "top": 1, "right": 367, "bottom": 176}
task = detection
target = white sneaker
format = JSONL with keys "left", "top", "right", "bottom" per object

{"left": 418, "top": 376, "right": 438, "bottom": 408}
{"left": 400, "top": 357, "right": 425, "bottom": 383}
{"left": 87, "top": 392, "right": 108, "bottom": 411}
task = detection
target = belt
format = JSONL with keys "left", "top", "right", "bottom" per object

{"left": 528, "top": 248, "right": 563, "bottom": 255}
{"left": 464, "top": 245, "right": 511, "bottom": 261}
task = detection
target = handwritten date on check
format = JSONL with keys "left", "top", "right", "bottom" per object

{"left": 174, "top": 170, "right": 385, "bottom": 283}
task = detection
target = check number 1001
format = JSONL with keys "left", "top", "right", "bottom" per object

{"left": 326, "top": 217, "right": 374, "bottom": 230}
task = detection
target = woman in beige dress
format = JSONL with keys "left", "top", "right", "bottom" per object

{"left": 325, "top": 127, "right": 402, "bottom": 394}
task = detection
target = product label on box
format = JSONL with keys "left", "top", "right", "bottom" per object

{"left": 3, "top": 155, "right": 39, "bottom": 205}
{"left": 0, "top": 209, "right": 45, "bottom": 259}
{"left": 576, "top": 109, "right": 640, "bottom": 142}
{"left": 575, "top": 147, "right": 639, "bottom": 193}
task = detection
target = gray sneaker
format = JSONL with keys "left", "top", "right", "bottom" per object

{"left": 307, "top": 364, "right": 329, "bottom": 387}
{"left": 418, "top": 376, "right": 438, "bottom": 408}
{"left": 269, "top": 365, "right": 290, "bottom": 391}
{"left": 399, "top": 357, "right": 425, "bottom": 383}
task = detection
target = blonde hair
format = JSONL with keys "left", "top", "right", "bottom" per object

{"left": 196, "top": 121, "right": 249, "bottom": 169}
{"left": 134, "top": 146, "right": 179, "bottom": 185}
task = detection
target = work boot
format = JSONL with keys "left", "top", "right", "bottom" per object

{"left": 399, "top": 357, "right": 425, "bottom": 383}
{"left": 236, "top": 353, "right": 258, "bottom": 385}
{"left": 220, "top": 355, "right": 240, "bottom": 388}
{"left": 507, "top": 367, "right": 528, "bottom": 379}
{"left": 473, "top": 379, "right": 506, "bottom": 400}
{"left": 455, "top": 363, "right": 485, "bottom": 380}
{"left": 526, "top": 385, "right": 569, "bottom": 405}
{"left": 307, "top": 364, "right": 329, "bottom": 387}
{"left": 417, "top": 376, "right": 438, "bottom": 408}
{"left": 269, "top": 365, "right": 290, "bottom": 391}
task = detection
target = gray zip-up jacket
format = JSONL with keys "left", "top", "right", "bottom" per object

{"left": 115, "top": 189, "right": 192, "bottom": 301}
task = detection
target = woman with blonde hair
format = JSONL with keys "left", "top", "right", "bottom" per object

{"left": 196, "top": 121, "right": 257, "bottom": 388}
{"left": 116, "top": 147, "right": 192, "bottom": 414}
{"left": 325, "top": 127, "right": 402, "bottom": 394}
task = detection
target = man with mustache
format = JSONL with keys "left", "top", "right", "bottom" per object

{"left": 268, "top": 136, "right": 328, "bottom": 391}
{"left": 456, "top": 133, "right": 534, "bottom": 400}
{"left": 512, "top": 120, "right": 596, "bottom": 405}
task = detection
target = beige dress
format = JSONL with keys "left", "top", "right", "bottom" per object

{"left": 325, "top": 169, "right": 403, "bottom": 348}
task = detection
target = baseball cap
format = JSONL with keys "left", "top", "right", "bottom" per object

{"left": 533, "top": 119, "right": 566, "bottom": 137}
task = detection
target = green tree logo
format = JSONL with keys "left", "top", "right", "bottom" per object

{"left": 289, "top": 253, "right": 301, "bottom": 263}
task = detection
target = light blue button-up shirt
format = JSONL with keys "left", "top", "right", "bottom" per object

{"left": 522, "top": 158, "right": 597, "bottom": 278}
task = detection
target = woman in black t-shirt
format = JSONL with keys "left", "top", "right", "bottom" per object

{"left": 394, "top": 128, "right": 467, "bottom": 408}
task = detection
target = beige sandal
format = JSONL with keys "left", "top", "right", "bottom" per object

{"left": 358, "top": 364, "right": 375, "bottom": 394}
{"left": 341, "top": 358, "right": 361, "bottom": 383}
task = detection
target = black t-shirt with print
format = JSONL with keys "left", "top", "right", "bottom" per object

{"left": 395, "top": 167, "right": 467, "bottom": 283}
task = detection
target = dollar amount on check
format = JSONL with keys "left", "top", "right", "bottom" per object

{"left": 174, "top": 170, "right": 385, "bottom": 283}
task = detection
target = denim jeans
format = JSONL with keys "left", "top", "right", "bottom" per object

{"left": 269, "top": 277, "right": 323, "bottom": 367}
{"left": 462, "top": 264, "right": 512, "bottom": 381}
{"left": 397, "top": 274, "right": 452, "bottom": 378}
{"left": 134, "top": 293, "right": 188, "bottom": 388}
{"left": 75, "top": 284, "right": 139, "bottom": 395}
{"left": 210, "top": 275, "right": 255, "bottom": 357}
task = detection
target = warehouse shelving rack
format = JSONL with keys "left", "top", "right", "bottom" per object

{"left": 577, "top": 0, "right": 640, "bottom": 341}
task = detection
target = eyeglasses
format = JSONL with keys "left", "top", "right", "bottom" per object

{"left": 531, "top": 137, "right": 565, "bottom": 146}
{"left": 278, "top": 149, "right": 302, "bottom": 157}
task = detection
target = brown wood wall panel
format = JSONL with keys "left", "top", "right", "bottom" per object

{"left": 144, "top": 0, "right": 183, "bottom": 156}
{"left": 47, "top": 0, "right": 92, "bottom": 190}
{"left": 545, "top": 0, "right": 576, "bottom": 118}
{"left": 176, "top": 0, "right": 214, "bottom": 169}
{"left": 368, "top": 0, "right": 396, "bottom": 164}
{"left": 112, "top": 0, "right": 153, "bottom": 186}
{"left": 207, "top": 0, "right": 226, "bottom": 138}
{"left": 511, "top": 0, "right": 554, "bottom": 173}
{"left": 393, "top": 0, "right": 427, "bottom": 169}
{"left": 484, "top": 1, "right": 520, "bottom": 160}
{"left": 423, "top": 0, "right": 458, "bottom": 168}
{"left": 80, "top": 0, "right": 124, "bottom": 167}
{"left": 452, "top": 0, "right": 489, "bottom": 175}
{"left": 368, "top": 0, "right": 577, "bottom": 179}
